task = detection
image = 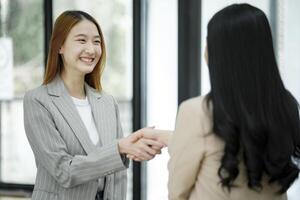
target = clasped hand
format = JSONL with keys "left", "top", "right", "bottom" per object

{"left": 118, "top": 127, "right": 171, "bottom": 162}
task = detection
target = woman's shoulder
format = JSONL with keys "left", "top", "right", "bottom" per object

{"left": 23, "top": 85, "right": 52, "bottom": 110}
{"left": 24, "top": 85, "right": 48, "bottom": 101}
{"left": 85, "top": 84, "right": 115, "bottom": 102}
{"left": 179, "top": 95, "right": 210, "bottom": 116}
{"left": 180, "top": 95, "right": 205, "bottom": 105}
{"left": 98, "top": 90, "right": 117, "bottom": 103}
{"left": 178, "top": 95, "right": 213, "bottom": 135}
{"left": 99, "top": 90, "right": 112, "bottom": 98}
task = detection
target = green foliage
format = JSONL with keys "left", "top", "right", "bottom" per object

{"left": 6, "top": 0, "right": 43, "bottom": 65}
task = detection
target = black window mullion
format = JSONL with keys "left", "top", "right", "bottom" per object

{"left": 0, "top": 183, "right": 33, "bottom": 197}
{"left": 269, "top": 0, "right": 278, "bottom": 58}
{"left": 133, "top": 0, "right": 148, "bottom": 199}
{"left": 44, "top": 0, "right": 53, "bottom": 66}
{"left": 178, "top": 0, "right": 202, "bottom": 104}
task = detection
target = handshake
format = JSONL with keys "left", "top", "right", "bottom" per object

{"left": 118, "top": 127, "right": 171, "bottom": 162}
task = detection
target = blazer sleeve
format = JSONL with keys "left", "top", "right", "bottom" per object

{"left": 111, "top": 97, "right": 129, "bottom": 200}
{"left": 23, "top": 92, "right": 128, "bottom": 189}
{"left": 113, "top": 97, "right": 129, "bottom": 167}
{"left": 168, "top": 100, "right": 206, "bottom": 200}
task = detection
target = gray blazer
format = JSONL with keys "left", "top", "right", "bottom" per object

{"left": 23, "top": 76, "right": 129, "bottom": 200}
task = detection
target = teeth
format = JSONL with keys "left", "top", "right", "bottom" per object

{"left": 80, "top": 57, "right": 93, "bottom": 63}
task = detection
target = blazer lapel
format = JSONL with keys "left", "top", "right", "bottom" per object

{"left": 85, "top": 83, "right": 106, "bottom": 146}
{"left": 46, "top": 76, "right": 95, "bottom": 154}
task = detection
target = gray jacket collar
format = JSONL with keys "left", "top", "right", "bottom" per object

{"left": 47, "top": 75, "right": 102, "bottom": 99}
{"left": 46, "top": 75, "right": 103, "bottom": 154}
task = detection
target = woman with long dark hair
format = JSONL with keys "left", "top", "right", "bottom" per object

{"left": 168, "top": 4, "right": 300, "bottom": 200}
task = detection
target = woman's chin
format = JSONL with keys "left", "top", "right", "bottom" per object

{"left": 79, "top": 66, "right": 96, "bottom": 74}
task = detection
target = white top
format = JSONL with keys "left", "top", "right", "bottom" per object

{"left": 71, "top": 96, "right": 99, "bottom": 145}
{"left": 71, "top": 96, "right": 104, "bottom": 191}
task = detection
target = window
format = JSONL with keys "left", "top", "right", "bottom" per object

{"left": 279, "top": 1, "right": 300, "bottom": 198}
{"left": 0, "top": 0, "right": 44, "bottom": 186}
{"left": 0, "top": 0, "right": 44, "bottom": 198}
{"left": 145, "top": 0, "right": 178, "bottom": 199}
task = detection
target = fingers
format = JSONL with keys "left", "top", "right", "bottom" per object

{"left": 128, "top": 141, "right": 154, "bottom": 161}
{"left": 127, "top": 154, "right": 145, "bottom": 162}
{"left": 127, "top": 148, "right": 161, "bottom": 162}
{"left": 126, "top": 141, "right": 162, "bottom": 162}
{"left": 136, "top": 142, "right": 156, "bottom": 159}
{"left": 141, "top": 129, "right": 160, "bottom": 140}
{"left": 130, "top": 126, "right": 156, "bottom": 143}
{"left": 154, "top": 149, "right": 162, "bottom": 154}
{"left": 121, "top": 128, "right": 170, "bottom": 162}
{"left": 126, "top": 154, "right": 136, "bottom": 160}
{"left": 118, "top": 135, "right": 156, "bottom": 161}
{"left": 128, "top": 134, "right": 165, "bottom": 161}
{"left": 140, "top": 141, "right": 157, "bottom": 156}
{"left": 129, "top": 131, "right": 143, "bottom": 143}
{"left": 134, "top": 127, "right": 171, "bottom": 147}
{"left": 140, "top": 138, "right": 165, "bottom": 150}
{"left": 127, "top": 141, "right": 156, "bottom": 161}
{"left": 143, "top": 130, "right": 172, "bottom": 146}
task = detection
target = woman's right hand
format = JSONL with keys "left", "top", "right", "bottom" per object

{"left": 118, "top": 128, "right": 165, "bottom": 161}
{"left": 142, "top": 129, "right": 172, "bottom": 146}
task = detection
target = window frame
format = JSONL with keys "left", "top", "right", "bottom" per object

{"left": 0, "top": 0, "right": 52, "bottom": 197}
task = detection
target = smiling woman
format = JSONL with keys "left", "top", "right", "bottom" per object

{"left": 23, "top": 10, "right": 166, "bottom": 200}
{"left": 43, "top": 11, "right": 106, "bottom": 92}
{"left": 59, "top": 20, "right": 102, "bottom": 78}
{"left": 58, "top": 19, "right": 102, "bottom": 98}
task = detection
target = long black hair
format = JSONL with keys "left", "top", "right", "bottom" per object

{"left": 206, "top": 3, "right": 300, "bottom": 193}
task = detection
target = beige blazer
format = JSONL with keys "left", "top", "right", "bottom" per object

{"left": 168, "top": 96, "right": 287, "bottom": 200}
{"left": 23, "top": 76, "right": 128, "bottom": 200}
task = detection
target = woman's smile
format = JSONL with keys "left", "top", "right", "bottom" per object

{"left": 79, "top": 56, "right": 95, "bottom": 65}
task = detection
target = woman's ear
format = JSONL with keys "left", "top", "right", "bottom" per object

{"left": 59, "top": 46, "right": 64, "bottom": 54}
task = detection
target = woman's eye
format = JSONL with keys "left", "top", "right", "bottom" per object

{"left": 77, "top": 39, "right": 86, "bottom": 43}
{"left": 94, "top": 40, "right": 101, "bottom": 44}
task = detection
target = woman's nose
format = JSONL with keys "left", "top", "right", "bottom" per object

{"left": 84, "top": 43, "right": 95, "bottom": 55}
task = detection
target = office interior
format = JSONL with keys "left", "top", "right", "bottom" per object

{"left": 0, "top": 0, "right": 299, "bottom": 199}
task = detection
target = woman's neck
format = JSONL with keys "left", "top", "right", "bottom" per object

{"left": 60, "top": 70, "right": 86, "bottom": 99}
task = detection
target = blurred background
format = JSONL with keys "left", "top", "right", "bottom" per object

{"left": 0, "top": 0, "right": 299, "bottom": 199}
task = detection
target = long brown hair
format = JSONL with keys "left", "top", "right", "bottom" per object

{"left": 43, "top": 10, "right": 106, "bottom": 91}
